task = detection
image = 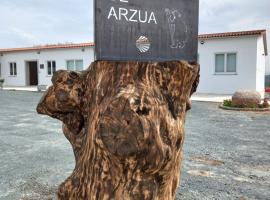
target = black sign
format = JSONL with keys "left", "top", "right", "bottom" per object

{"left": 94, "top": 0, "right": 199, "bottom": 62}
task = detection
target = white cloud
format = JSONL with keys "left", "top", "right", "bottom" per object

{"left": 199, "top": 0, "right": 270, "bottom": 32}
{"left": 0, "top": 0, "right": 269, "bottom": 73}
{"left": 0, "top": 0, "right": 269, "bottom": 45}
{"left": 0, "top": 0, "right": 93, "bottom": 48}
{"left": 11, "top": 27, "right": 37, "bottom": 41}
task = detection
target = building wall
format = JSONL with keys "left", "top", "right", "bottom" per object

{"left": 0, "top": 47, "right": 94, "bottom": 86}
{"left": 266, "top": 56, "right": 270, "bottom": 75}
{"left": 0, "top": 37, "right": 267, "bottom": 94}
{"left": 256, "top": 36, "right": 266, "bottom": 93}
{"left": 197, "top": 36, "right": 258, "bottom": 94}
{"left": 0, "top": 61, "right": 2, "bottom": 78}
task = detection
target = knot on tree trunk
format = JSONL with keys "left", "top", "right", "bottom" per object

{"left": 37, "top": 61, "right": 199, "bottom": 200}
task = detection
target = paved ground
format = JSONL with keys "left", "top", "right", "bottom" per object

{"left": 0, "top": 90, "right": 269, "bottom": 200}
{"left": 3, "top": 86, "right": 270, "bottom": 102}
{"left": 3, "top": 86, "right": 233, "bottom": 102}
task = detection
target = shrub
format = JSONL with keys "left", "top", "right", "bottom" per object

{"left": 223, "top": 99, "right": 269, "bottom": 109}
{"left": 245, "top": 103, "right": 258, "bottom": 108}
{"left": 0, "top": 79, "right": 4, "bottom": 84}
{"left": 223, "top": 99, "right": 232, "bottom": 107}
{"left": 232, "top": 90, "right": 261, "bottom": 108}
{"left": 262, "top": 99, "right": 270, "bottom": 108}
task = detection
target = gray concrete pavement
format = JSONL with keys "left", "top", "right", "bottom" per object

{"left": 0, "top": 90, "right": 269, "bottom": 200}
{"left": 3, "top": 86, "right": 270, "bottom": 102}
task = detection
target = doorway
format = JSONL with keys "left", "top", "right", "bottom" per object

{"left": 27, "top": 61, "right": 38, "bottom": 86}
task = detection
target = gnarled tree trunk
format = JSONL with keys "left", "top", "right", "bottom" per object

{"left": 37, "top": 61, "right": 199, "bottom": 200}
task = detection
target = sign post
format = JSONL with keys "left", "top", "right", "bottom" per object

{"left": 95, "top": 0, "right": 199, "bottom": 62}
{"left": 37, "top": 1, "right": 200, "bottom": 199}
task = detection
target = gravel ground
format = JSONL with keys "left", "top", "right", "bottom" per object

{"left": 0, "top": 90, "right": 269, "bottom": 200}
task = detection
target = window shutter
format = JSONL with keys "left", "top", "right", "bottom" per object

{"left": 10, "top": 63, "right": 13, "bottom": 75}
{"left": 215, "top": 54, "right": 225, "bottom": 73}
{"left": 75, "top": 60, "right": 84, "bottom": 71}
{"left": 67, "top": 60, "right": 75, "bottom": 71}
{"left": 14, "top": 63, "right": 17, "bottom": 75}
{"left": 227, "top": 53, "right": 236, "bottom": 73}
{"left": 48, "top": 61, "right": 52, "bottom": 75}
{"left": 52, "top": 61, "right": 56, "bottom": 73}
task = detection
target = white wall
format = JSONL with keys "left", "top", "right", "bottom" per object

{"left": 266, "top": 32, "right": 270, "bottom": 75}
{"left": 0, "top": 47, "right": 94, "bottom": 86}
{"left": 0, "top": 37, "right": 266, "bottom": 94}
{"left": 256, "top": 36, "right": 266, "bottom": 93}
{"left": 0, "top": 60, "right": 2, "bottom": 78}
{"left": 197, "top": 36, "right": 258, "bottom": 94}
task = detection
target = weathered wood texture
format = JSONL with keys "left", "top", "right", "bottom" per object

{"left": 37, "top": 61, "right": 199, "bottom": 200}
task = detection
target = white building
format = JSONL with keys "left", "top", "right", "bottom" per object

{"left": 0, "top": 30, "right": 268, "bottom": 95}
{"left": 197, "top": 30, "right": 268, "bottom": 94}
{"left": 267, "top": 56, "right": 270, "bottom": 75}
{"left": 0, "top": 43, "right": 94, "bottom": 86}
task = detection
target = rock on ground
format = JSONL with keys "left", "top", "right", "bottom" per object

{"left": 232, "top": 90, "right": 261, "bottom": 107}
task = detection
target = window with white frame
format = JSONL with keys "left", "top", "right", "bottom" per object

{"left": 215, "top": 53, "right": 237, "bottom": 74}
{"left": 66, "top": 60, "right": 84, "bottom": 71}
{"left": 9, "top": 62, "right": 17, "bottom": 76}
{"left": 47, "top": 61, "right": 56, "bottom": 76}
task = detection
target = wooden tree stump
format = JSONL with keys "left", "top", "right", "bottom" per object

{"left": 37, "top": 61, "right": 199, "bottom": 200}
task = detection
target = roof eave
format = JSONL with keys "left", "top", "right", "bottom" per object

{"left": 0, "top": 43, "right": 94, "bottom": 54}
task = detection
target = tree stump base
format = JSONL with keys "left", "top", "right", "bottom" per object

{"left": 37, "top": 61, "right": 199, "bottom": 200}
